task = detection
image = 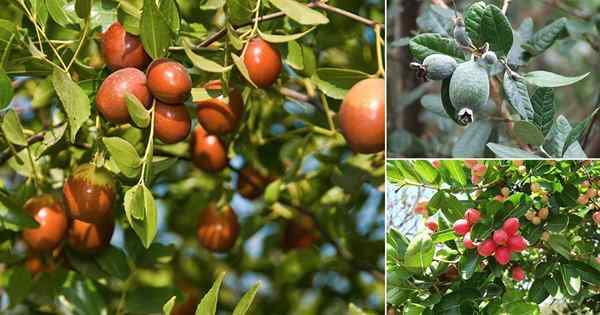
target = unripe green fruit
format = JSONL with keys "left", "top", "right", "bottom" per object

{"left": 422, "top": 54, "right": 458, "bottom": 80}
{"left": 481, "top": 51, "right": 498, "bottom": 66}
{"left": 449, "top": 60, "right": 490, "bottom": 125}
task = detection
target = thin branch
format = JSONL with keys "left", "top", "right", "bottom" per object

{"left": 0, "top": 122, "right": 66, "bottom": 165}
{"left": 501, "top": 0, "right": 511, "bottom": 14}
{"left": 197, "top": 1, "right": 381, "bottom": 48}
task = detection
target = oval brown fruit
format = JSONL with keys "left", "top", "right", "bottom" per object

{"left": 22, "top": 194, "right": 68, "bottom": 252}
{"left": 154, "top": 101, "right": 191, "bottom": 144}
{"left": 243, "top": 38, "right": 282, "bottom": 88}
{"left": 147, "top": 59, "right": 192, "bottom": 104}
{"left": 101, "top": 22, "right": 151, "bottom": 71}
{"left": 282, "top": 214, "right": 320, "bottom": 251}
{"left": 68, "top": 218, "right": 114, "bottom": 254}
{"left": 195, "top": 80, "right": 244, "bottom": 135}
{"left": 63, "top": 163, "right": 117, "bottom": 224}
{"left": 96, "top": 68, "right": 152, "bottom": 124}
{"left": 339, "top": 78, "right": 385, "bottom": 154}
{"left": 237, "top": 166, "right": 270, "bottom": 200}
{"left": 196, "top": 204, "right": 240, "bottom": 253}
{"left": 190, "top": 126, "right": 228, "bottom": 172}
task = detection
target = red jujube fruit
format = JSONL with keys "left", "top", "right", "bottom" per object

{"left": 101, "top": 22, "right": 151, "bottom": 71}
{"left": 154, "top": 101, "right": 191, "bottom": 144}
{"left": 196, "top": 204, "right": 240, "bottom": 253}
{"left": 147, "top": 59, "right": 192, "bottom": 104}
{"left": 68, "top": 218, "right": 114, "bottom": 254}
{"left": 339, "top": 78, "right": 385, "bottom": 154}
{"left": 237, "top": 166, "right": 270, "bottom": 200}
{"left": 282, "top": 214, "right": 320, "bottom": 250}
{"left": 195, "top": 80, "right": 244, "bottom": 135}
{"left": 190, "top": 126, "right": 228, "bottom": 172}
{"left": 243, "top": 38, "right": 282, "bottom": 88}
{"left": 63, "top": 163, "right": 116, "bottom": 224}
{"left": 22, "top": 194, "right": 68, "bottom": 252}
{"left": 96, "top": 68, "right": 152, "bottom": 124}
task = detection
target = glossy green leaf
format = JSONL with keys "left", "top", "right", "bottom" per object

{"left": 0, "top": 68, "right": 13, "bottom": 109}
{"left": 102, "top": 137, "right": 142, "bottom": 174}
{"left": 126, "top": 93, "right": 150, "bottom": 128}
{"left": 2, "top": 109, "right": 27, "bottom": 146}
{"left": 141, "top": 0, "right": 172, "bottom": 59}
{"left": 531, "top": 87, "right": 554, "bottom": 136}
{"left": 51, "top": 69, "right": 91, "bottom": 143}
{"left": 311, "top": 68, "right": 370, "bottom": 100}
{"left": 184, "top": 40, "right": 232, "bottom": 73}
{"left": 269, "top": 0, "right": 329, "bottom": 25}
{"left": 232, "top": 282, "right": 260, "bottom": 315}
{"left": 408, "top": 33, "right": 464, "bottom": 62}
{"left": 523, "top": 71, "right": 589, "bottom": 88}
{"left": 195, "top": 271, "right": 226, "bottom": 315}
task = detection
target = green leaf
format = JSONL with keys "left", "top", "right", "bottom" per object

{"left": 102, "top": 137, "right": 142, "bottom": 175}
{"left": 404, "top": 232, "right": 434, "bottom": 272}
{"left": 264, "top": 179, "right": 281, "bottom": 204}
{"left": 531, "top": 87, "right": 554, "bottom": 136}
{"left": 348, "top": 303, "right": 370, "bottom": 315}
{"left": 231, "top": 53, "right": 257, "bottom": 88}
{"left": 232, "top": 282, "right": 260, "bottom": 315}
{"left": 413, "top": 160, "right": 437, "bottom": 184}
{"left": 35, "top": 123, "right": 68, "bottom": 158}
{"left": 480, "top": 4, "right": 513, "bottom": 55}
{"left": 196, "top": 271, "right": 226, "bottom": 315}
{"left": 46, "top": 0, "right": 79, "bottom": 27}
{"left": 126, "top": 93, "right": 150, "bottom": 128}
{"left": 124, "top": 184, "right": 158, "bottom": 248}
{"left": 513, "top": 121, "right": 545, "bottom": 146}
{"left": 560, "top": 264, "right": 581, "bottom": 296}
{"left": 183, "top": 40, "right": 233, "bottom": 73}
{"left": 452, "top": 120, "right": 492, "bottom": 158}
{"left": 141, "top": 0, "right": 172, "bottom": 59}
{"left": 459, "top": 250, "right": 479, "bottom": 280}
{"left": 311, "top": 68, "right": 370, "bottom": 100}
{"left": 546, "top": 215, "right": 568, "bottom": 232}
{"left": 464, "top": 1, "right": 487, "bottom": 47}
{"left": 543, "top": 115, "right": 572, "bottom": 157}
{"left": 562, "top": 108, "right": 598, "bottom": 156}
{"left": 60, "top": 277, "right": 107, "bottom": 315}
{"left": 163, "top": 296, "right": 176, "bottom": 315}
{"left": 6, "top": 266, "right": 33, "bottom": 306}
{"left": 408, "top": 33, "right": 464, "bottom": 62}
{"left": 226, "top": 0, "right": 256, "bottom": 25}
{"left": 159, "top": 0, "right": 180, "bottom": 35}
{"left": 547, "top": 234, "right": 571, "bottom": 259}
{"left": 2, "top": 109, "right": 27, "bottom": 146}
{"left": 523, "top": 71, "right": 589, "bottom": 88}
{"left": 95, "top": 246, "right": 131, "bottom": 280}
{"left": 0, "top": 68, "right": 13, "bottom": 109}
{"left": 75, "top": 0, "right": 92, "bottom": 19}
{"left": 124, "top": 184, "right": 146, "bottom": 221}
{"left": 31, "top": 78, "right": 55, "bottom": 109}
{"left": 51, "top": 69, "right": 91, "bottom": 143}
{"left": 268, "top": 0, "right": 329, "bottom": 25}
{"left": 257, "top": 27, "right": 316, "bottom": 43}
{"left": 441, "top": 160, "right": 467, "bottom": 186}
{"left": 487, "top": 143, "right": 541, "bottom": 158}
{"left": 524, "top": 18, "right": 567, "bottom": 57}
{"left": 503, "top": 72, "right": 534, "bottom": 121}
{"left": 125, "top": 286, "right": 181, "bottom": 314}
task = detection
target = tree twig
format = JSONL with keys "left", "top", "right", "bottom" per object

{"left": 197, "top": 1, "right": 381, "bottom": 48}
{"left": 501, "top": 0, "right": 511, "bottom": 14}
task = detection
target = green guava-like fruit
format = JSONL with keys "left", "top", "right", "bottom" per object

{"left": 480, "top": 51, "right": 498, "bottom": 67}
{"left": 449, "top": 60, "right": 490, "bottom": 124}
{"left": 423, "top": 54, "right": 458, "bottom": 80}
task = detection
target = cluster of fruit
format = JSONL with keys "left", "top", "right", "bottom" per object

{"left": 410, "top": 9, "right": 499, "bottom": 125}
{"left": 464, "top": 160, "right": 487, "bottom": 185}
{"left": 524, "top": 183, "right": 550, "bottom": 226}
{"left": 454, "top": 211, "right": 528, "bottom": 281}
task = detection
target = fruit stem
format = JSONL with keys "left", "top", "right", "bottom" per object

{"left": 373, "top": 24, "right": 385, "bottom": 78}
{"left": 139, "top": 101, "right": 156, "bottom": 185}
{"left": 66, "top": 20, "right": 89, "bottom": 72}
{"left": 319, "top": 92, "right": 336, "bottom": 133}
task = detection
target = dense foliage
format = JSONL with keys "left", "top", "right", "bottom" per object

{"left": 387, "top": 159, "right": 600, "bottom": 314}
{"left": 0, "top": 0, "right": 385, "bottom": 314}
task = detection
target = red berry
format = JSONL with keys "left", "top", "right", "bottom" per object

{"left": 507, "top": 235, "right": 528, "bottom": 252}
{"left": 494, "top": 247, "right": 512, "bottom": 265}
{"left": 195, "top": 80, "right": 244, "bottom": 135}
{"left": 463, "top": 233, "right": 477, "bottom": 249}
{"left": 196, "top": 204, "right": 240, "bottom": 252}
{"left": 425, "top": 217, "right": 438, "bottom": 232}
{"left": 339, "top": 78, "right": 385, "bottom": 154}
{"left": 492, "top": 229, "right": 508, "bottom": 245}
{"left": 431, "top": 160, "right": 441, "bottom": 168}
{"left": 464, "top": 160, "right": 478, "bottom": 168}
{"left": 190, "top": 126, "right": 228, "bottom": 173}
{"left": 147, "top": 59, "right": 192, "bottom": 104}
{"left": 511, "top": 265, "right": 525, "bottom": 281}
{"left": 63, "top": 163, "right": 116, "bottom": 224}
{"left": 243, "top": 38, "right": 282, "bottom": 88}
{"left": 95, "top": 68, "right": 152, "bottom": 124}
{"left": 154, "top": 101, "right": 191, "bottom": 144}
{"left": 593, "top": 211, "right": 600, "bottom": 225}
{"left": 477, "top": 239, "right": 496, "bottom": 256}
{"left": 464, "top": 208, "right": 481, "bottom": 225}
{"left": 101, "top": 22, "right": 150, "bottom": 71}
{"left": 472, "top": 163, "right": 487, "bottom": 176}
{"left": 23, "top": 195, "right": 68, "bottom": 252}
{"left": 502, "top": 218, "right": 520, "bottom": 236}
{"left": 453, "top": 219, "right": 470, "bottom": 236}
{"left": 414, "top": 201, "right": 428, "bottom": 215}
